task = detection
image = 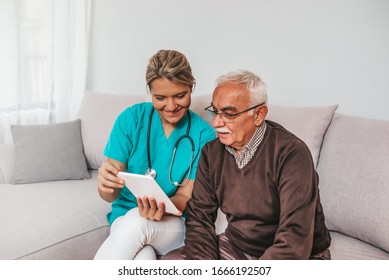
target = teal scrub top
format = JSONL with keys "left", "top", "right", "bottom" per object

{"left": 104, "top": 102, "right": 216, "bottom": 224}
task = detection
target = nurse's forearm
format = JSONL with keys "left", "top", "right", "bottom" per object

{"left": 170, "top": 179, "right": 194, "bottom": 213}
{"left": 170, "top": 194, "right": 191, "bottom": 213}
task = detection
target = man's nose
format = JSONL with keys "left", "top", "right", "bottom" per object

{"left": 212, "top": 114, "right": 225, "bottom": 128}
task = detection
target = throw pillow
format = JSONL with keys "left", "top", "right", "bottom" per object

{"left": 266, "top": 104, "right": 338, "bottom": 166}
{"left": 11, "top": 119, "right": 90, "bottom": 184}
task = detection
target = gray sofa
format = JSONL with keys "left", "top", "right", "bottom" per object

{"left": 0, "top": 91, "right": 388, "bottom": 260}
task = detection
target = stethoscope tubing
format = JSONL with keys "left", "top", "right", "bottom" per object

{"left": 146, "top": 107, "right": 195, "bottom": 186}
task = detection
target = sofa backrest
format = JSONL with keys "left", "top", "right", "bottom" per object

{"left": 76, "top": 91, "right": 145, "bottom": 169}
{"left": 317, "top": 113, "right": 389, "bottom": 253}
{"left": 78, "top": 91, "right": 338, "bottom": 169}
{"left": 76, "top": 92, "right": 215, "bottom": 170}
{"left": 77, "top": 91, "right": 339, "bottom": 169}
{"left": 192, "top": 94, "right": 338, "bottom": 167}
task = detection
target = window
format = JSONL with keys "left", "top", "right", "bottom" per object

{"left": 0, "top": 0, "right": 90, "bottom": 143}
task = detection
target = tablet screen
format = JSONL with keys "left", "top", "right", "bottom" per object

{"left": 117, "top": 171, "right": 180, "bottom": 215}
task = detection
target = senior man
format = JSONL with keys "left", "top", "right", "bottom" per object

{"left": 163, "top": 70, "right": 331, "bottom": 260}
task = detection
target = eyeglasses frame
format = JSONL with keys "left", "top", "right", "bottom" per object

{"left": 204, "top": 101, "right": 265, "bottom": 122}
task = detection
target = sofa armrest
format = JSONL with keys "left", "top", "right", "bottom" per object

{"left": 0, "top": 144, "right": 14, "bottom": 184}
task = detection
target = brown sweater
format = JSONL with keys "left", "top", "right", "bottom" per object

{"left": 185, "top": 120, "right": 331, "bottom": 259}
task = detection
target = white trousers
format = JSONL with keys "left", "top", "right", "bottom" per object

{"left": 94, "top": 208, "right": 185, "bottom": 260}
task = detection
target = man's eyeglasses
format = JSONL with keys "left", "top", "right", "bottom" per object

{"left": 204, "top": 102, "right": 265, "bottom": 123}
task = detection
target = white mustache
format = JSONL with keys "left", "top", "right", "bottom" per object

{"left": 215, "top": 128, "right": 231, "bottom": 134}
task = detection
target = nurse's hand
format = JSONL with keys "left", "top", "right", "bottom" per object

{"left": 137, "top": 196, "right": 166, "bottom": 221}
{"left": 97, "top": 159, "right": 126, "bottom": 203}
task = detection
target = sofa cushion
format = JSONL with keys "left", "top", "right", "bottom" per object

{"left": 266, "top": 104, "right": 338, "bottom": 166}
{"left": 329, "top": 231, "right": 389, "bottom": 260}
{"left": 76, "top": 91, "right": 145, "bottom": 169}
{"left": 318, "top": 113, "right": 389, "bottom": 254}
{"left": 0, "top": 170, "right": 110, "bottom": 259}
{"left": 11, "top": 119, "right": 90, "bottom": 184}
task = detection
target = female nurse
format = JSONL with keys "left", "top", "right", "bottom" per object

{"left": 94, "top": 50, "right": 216, "bottom": 259}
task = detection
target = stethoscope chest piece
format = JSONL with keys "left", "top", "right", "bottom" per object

{"left": 145, "top": 168, "right": 157, "bottom": 179}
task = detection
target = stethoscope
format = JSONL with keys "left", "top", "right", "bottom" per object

{"left": 145, "top": 108, "right": 195, "bottom": 187}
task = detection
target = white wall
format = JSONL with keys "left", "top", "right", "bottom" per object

{"left": 87, "top": 0, "right": 389, "bottom": 121}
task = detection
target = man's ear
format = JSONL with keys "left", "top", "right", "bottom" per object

{"left": 255, "top": 105, "right": 268, "bottom": 126}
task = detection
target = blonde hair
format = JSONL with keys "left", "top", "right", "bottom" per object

{"left": 146, "top": 50, "right": 196, "bottom": 91}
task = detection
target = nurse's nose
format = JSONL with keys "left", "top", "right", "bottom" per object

{"left": 166, "top": 98, "right": 177, "bottom": 111}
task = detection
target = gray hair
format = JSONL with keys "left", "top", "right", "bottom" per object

{"left": 215, "top": 70, "right": 268, "bottom": 106}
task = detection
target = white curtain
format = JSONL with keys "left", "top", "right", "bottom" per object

{"left": 0, "top": 0, "right": 91, "bottom": 144}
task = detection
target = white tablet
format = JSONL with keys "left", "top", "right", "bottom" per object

{"left": 117, "top": 171, "right": 181, "bottom": 215}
